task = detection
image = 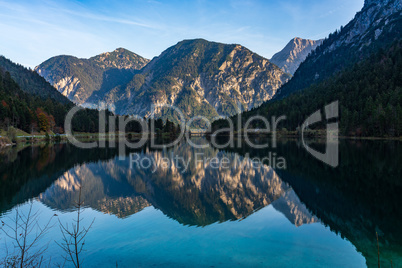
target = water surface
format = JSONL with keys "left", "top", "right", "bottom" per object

{"left": 0, "top": 139, "right": 401, "bottom": 267}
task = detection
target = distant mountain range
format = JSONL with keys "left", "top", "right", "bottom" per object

{"left": 1, "top": 33, "right": 322, "bottom": 132}
{"left": 270, "top": 37, "right": 323, "bottom": 75}
{"left": 35, "top": 39, "right": 295, "bottom": 122}
{"left": 34, "top": 34, "right": 334, "bottom": 124}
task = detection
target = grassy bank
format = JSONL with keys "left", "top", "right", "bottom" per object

{"left": 0, "top": 127, "right": 157, "bottom": 147}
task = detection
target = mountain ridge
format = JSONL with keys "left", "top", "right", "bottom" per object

{"left": 35, "top": 48, "right": 150, "bottom": 105}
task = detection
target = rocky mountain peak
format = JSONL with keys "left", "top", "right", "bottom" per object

{"left": 90, "top": 48, "right": 150, "bottom": 70}
{"left": 114, "top": 47, "right": 127, "bottom": 53}
{"left": 270, "top": 37, "right": 323, "bottom": 75}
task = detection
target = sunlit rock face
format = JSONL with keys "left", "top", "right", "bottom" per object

{"left": 39, "top": 142, "right": 317, "bottom": 227}
{"left": 270, "top": 38, "right": 323, "bottom": 75}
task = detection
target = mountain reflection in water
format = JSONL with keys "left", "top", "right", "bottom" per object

{"left": 38, "top": 142, "right": 317, "bottom": 227}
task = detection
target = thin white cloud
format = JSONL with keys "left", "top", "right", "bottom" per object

{"left": 57, "top": 8, "right": 161, "bottom": 29}
{"left": 319, "top": 4, "right": 345, "bottom": 18}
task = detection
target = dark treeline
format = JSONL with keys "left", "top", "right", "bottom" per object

{"left": 212, "top": 41, "right": 402, "bottom": 137}
{"left": 0, "top": 68, "right": 114, "bottom": 134}
{"left": 0, "top": 55, "right": 134, "bottom": 135}
{"left": 0, "top": 56, "right": 70, "bottom": 103}
{"left": 0, "top": 66, "right": 184, "bottom": 135}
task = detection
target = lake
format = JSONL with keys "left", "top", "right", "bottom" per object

{"left": 0, "top": 138, "right": 401, "bottom": 267}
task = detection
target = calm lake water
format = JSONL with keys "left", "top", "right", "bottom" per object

{"left": 0, "top": 138, "right": 401, "bottom": 267}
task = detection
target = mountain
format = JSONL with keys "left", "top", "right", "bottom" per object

{"left": 116, "top": 39, "right": 290, "bottom": 122}
{"left": 274, "top": 0, "right": 402, "bottom": 99}
{"left": 270, "top": 37, "right": 323, "bottom": 75}
{"left": 35, "top": 48, "right": 150, "bottom": 105}
{"left": 212, "top": 0, "right": 402, "bottom": 137}
{"left": 0, "top": 56, "right": 70, "bottom": 104}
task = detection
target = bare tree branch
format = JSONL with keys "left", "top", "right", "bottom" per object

{"left": 56, "top": 186, "right": 95, "bottom": 268}
{"left": 0, "top": 202, "right": 56, "bottom": 268}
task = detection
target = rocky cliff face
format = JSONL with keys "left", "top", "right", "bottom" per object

{"left": 35, "top": 48, "right": 149, "bottom": 105}
{"left": 270, "top": 37, "right": 323, "bottom": 75}
{"left": 117, "top": 39, "right": 290, "bottom": 121}
{"left": 331, "top": 0, "right": 402, "bottom": 49}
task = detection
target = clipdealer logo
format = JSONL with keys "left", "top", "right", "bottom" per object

{"left": 301, "top": 101, "right": 339, "bottom": 168}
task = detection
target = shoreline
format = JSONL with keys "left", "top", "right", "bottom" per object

{"left": 206, "top": 132, "right": 402, "bottom": 141}
{"left": 0, "top": 132, "right": 178, "bottom": 148}
{"left": 1, "top": 133, "right": 401, "bottom": 148}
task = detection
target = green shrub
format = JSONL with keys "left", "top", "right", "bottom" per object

{"left": 6, "top": 127, "right": 17, "bottom": 143}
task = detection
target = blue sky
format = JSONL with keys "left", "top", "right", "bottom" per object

{"left": 0, "top": 0, "right": 364, "bottom": 68}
